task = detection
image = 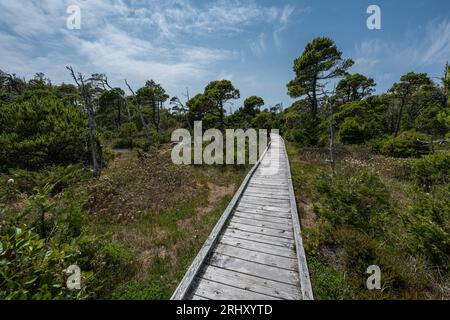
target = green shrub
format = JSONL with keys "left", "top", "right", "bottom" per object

{"left": 336, "top": 228, "right": 430, "bottom": 299}
{"left": 380, "top": 130, "right": 431, "bottom": 158}
{"left": 314, "top": 168, "right": 391, "bottom": 234}
{"left": 3, "top": 164, "right": 85, "bottom": 198}
{"left": 101, "top": 241, "right": 135, "bottom": 271}
{"left": 288, "top": 114, "right": 322, "bottom": 146}
{"left": 0, "top": 97, "right": 89, "bottom": 170}
{"left": 112, "top": 123, "right": 139, "bottom": 149}
{"left": 409, "top": 152, "right": 450, "bottom": 189}
{"left": 308, "top": 256, "right": 352, "bottom": 300}
{"left": 338, "top": 118, "right": 366, "bottom": 144}
{"left": 404, "top": 192, "right": 450, "bottom": 268}
{"left": 57, "top": 189, "right": 89, "bottom": 239}
{"left": 0, "top": 224, "right": 92, "bottom": 299}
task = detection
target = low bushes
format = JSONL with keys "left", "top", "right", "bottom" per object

{"left": 314, "top": 168, "right": 391, "bottom": 234}
{"left": 0, "top": 224, "right": 93, "bottom": 299}
{"left": 0, "top": 97, "right": 89, "bottom": 170}
{"left": 334, "top": 228, "right": 431, "bottom": 299}
{"left": 408, "top": 152, "right": 450, "bottom": 189}
{"left": 404, "top": 191, "right": 450, "bottom": 268}
{"left": 380, "top": 130, "right": 431, "bottom": 158}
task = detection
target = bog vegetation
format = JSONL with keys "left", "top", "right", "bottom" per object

{"left": 1, "top": 36, "right": 449, "bottom": 299}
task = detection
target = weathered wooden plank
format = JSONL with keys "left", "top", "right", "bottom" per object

{"left": 240, "top": 198, "right": 291, "bottom": 208}
{"left": 245, "top": 187, "right": 290, "bottom": 195}
{"left": 248, "top": 183, "right": 289, "bottom": 190}
{"left": 234, "top": 208, "right": 291, "bottom": 219}
{"left": 170, "top": 142, "right": 271, "bottom": 300}
{"left": 248, "top": 180, "right": 288, "bottom": 185}
{"left": 251, "top": 176, "right": 287, "bottom": 181}
{"left": 243, "top": 192, "right": 290, "bottom": 200}
{"left": 240, "top": 196, "right": 290, "bottom": 210}
{"left": 236, "top": 203, "right": 291, "bottom": 215}
{"left": 237, "top": 202, "right": 291, "bottom": 212}
{"left": 199, "top": 265, "right": 301, "bottom": 300}
{"left": 208, "top": 253, "right": 299, "bottom": 285}
{"left": 241, "top": 195, "right": 290, "bottom": 204}
{"left": 246, "top": 186, "right": 289, "bottom": 194}
{"left": 228, "top": 222, "right": 294, "bottom": 239}
{"left": 254, "top": 171, "right": 288, "bottom": 176}
{"left": 231, "top": 216, "right": 293, "bottom": 232}
{"left": 192, "top": 278, "right": 280, "bottom": 300}
{"left": 214, "top": 243, "right": 297, "bottom": 270}
{"left": 173, "top": 133, "right": 313, "bottom": 301}
{"left": 219, "top": 234, "right": 296, "bottom": 258}
{"left": 223, "top": 228, "right": 294, "bottom": 246}
{"left": 192, "top": 294, "right": 210, "bottom": 300}
{"left": 233, "top": 211, "right": 293, "bottom": 225}
{"left": 255, "top": 169, "right": 288, "bottom": 173}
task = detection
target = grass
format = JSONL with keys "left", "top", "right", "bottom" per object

{"left": 83, "top": 148, "right": 246, "bottom": 299}
{"left": 286, "top": 141, "right": 449, "bottom": 300}
{"left": 0, "top": 145, "right": 247, "bottom": 299}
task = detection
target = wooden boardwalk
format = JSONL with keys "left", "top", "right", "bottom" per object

{"left": 171, "top": 134, "right": 313, "bottom": 300}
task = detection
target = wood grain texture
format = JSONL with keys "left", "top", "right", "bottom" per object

{"left": 172, "top": 133, "right": 313, "bottom": 300}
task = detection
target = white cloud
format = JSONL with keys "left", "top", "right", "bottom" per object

{"left": 0, "top": 0, "right": 303, "bottom": 101}
{"left": 420, "top": 19, "right": 450, "bottom": 65}
{"left": 126, "top": 0, "right": 282, "bottom": 38}
{"left": 249, "top": 33, "right": 266, "bottom": 57}
{"left": 273, "top": 4, "right": 310, "bottom": 48}
{"left": 63, "top": 24, "right": 237, "bottom": 90}
{"left": 352, "top": 19, "right": 450, "bottom": 90}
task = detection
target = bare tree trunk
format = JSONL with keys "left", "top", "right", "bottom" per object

{"left": 183, "top": 87, "right": 192, "bottom": 131}
{"left": 219, "top": 101, "right": 225, "bottom": 133}
{"left": 394, "top": 96, "right": 406, "bottom": 137}
{"left": 86, "top": 105, "right": 100, "bottom": 176}
{"left": 155, "top": 101, "right": 161, "bottom": 132}
{"left": 312, "top": 77, "right": 318, "bottom": 118}
{"left": 117, "top": 97, "right": 121, "bottom": 125}
{"left": 66, "top": 66, "right": 101, "bottom": 177}
{"left": 444, "top": 62, "right": 449, "bottom": 109}
{"left": 125, "top": 80, "right": 153, "bottom": 148}
{"left": 329, "top": 100, "right": 336, "bottom": 172}
{"left": 124, "top": 97, "right": 132, "bottom": 122}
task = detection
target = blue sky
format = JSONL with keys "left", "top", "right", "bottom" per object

{"left": 1, "top": 0, "right": 449, "bottom": 111}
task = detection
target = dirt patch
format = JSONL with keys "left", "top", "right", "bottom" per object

{"left": 299, "top": 200, "right": 317, "bottom": 229}
{"left": 201, "top": 182, "right": 235, "bottom": 214}
{"left": 107, "top": 149, "right": 134, "bottom": 170}
{"left": 176, "top": 182, "right": 235, "bottom": 229}
{"left": 113, "top": 227, "right": 177, "bottom": 279}
{"left": 320, "top": 243, "right": 343, "bottom": 267}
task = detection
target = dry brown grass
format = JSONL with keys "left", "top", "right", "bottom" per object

{"left": 86, "top": 150, "right": 198, "bottom": 221}
{"left": 79, "top": 147, "right": 246, "bottom": 297}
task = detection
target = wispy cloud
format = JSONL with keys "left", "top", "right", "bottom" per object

{"left": 273, "top": 4, "right": 310, "bottom": 48}
{"left": 64, "top": 24, "right": 238, "bottom": 89}
{"left": 125, "top": 0, "right": 281, "bottom": 39}
{"left": 420, "top": 19, "right": 450, "bottom": 65}
{"left": 0, "top": 0, "right": 281, "bottom": 90}
{"left": 249, "top": 33, "right": 266, "bottom": 57}
{"left": 352, "top": 18, "right": 450, "bottom": 90}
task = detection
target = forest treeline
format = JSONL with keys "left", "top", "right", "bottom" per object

{"left": 0, "top": 37, "right": 449, "bottom": 299}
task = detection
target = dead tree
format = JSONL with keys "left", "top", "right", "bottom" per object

{"left": 170, "top": 87, "right": 192, "bottom": 130}
{"left": 91, "top": 74, "right": 131, "bottom": 123}
{"left": 123, "top": 95, "right": 132, "bottom": 122}
{"left": 328, "top": 98, "right": 336, "bottom": 173}
{"left": 66, "top": 66, "right": 102, "bottom": 177}
{"left": 0, "top": 70, "right": 22, "bottom": 95}
{"left": 125, "top": 79, "right": 153, "bottom": 147}
{"left": 322, "top": 88, "right": 337, "bottom": 172}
